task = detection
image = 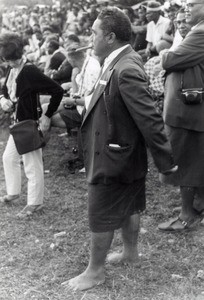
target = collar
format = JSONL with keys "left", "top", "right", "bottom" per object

{"left": 103, "top": 44, "right": 129, "bottom": 72}
{"left": 191, "top": 20, "right": 204, "bottom": 31}
{"left": 156, "top": 15, "right": 165, "bottom": 25}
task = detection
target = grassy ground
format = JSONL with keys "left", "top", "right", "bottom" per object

{"left": 0, "top": 126, "right": 204, "bottom": 300}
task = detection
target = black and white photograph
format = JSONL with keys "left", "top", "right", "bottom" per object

{"left": 0, "top": 0, "right": 204, "bottom": 299}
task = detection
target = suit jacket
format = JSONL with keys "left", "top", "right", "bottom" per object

{"left": 48, "top": 51, "right": 66, "bottom": 71}
{"left": 81, "top": 45, "right": 174, "bottom": 184}
{"left": 52, "top": 59, "right": 73, "bottom": 84}
{"left": 162, "top": 21, "right": 204, "bottom": 132}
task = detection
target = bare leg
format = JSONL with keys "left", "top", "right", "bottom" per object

{"left": 180, "top": 186, "right": 197, "bottom": 221}
{"left": 158, "top": 186, "right": 198, "bottom": 231}
{"left": 194, "top": 187, "right": 204, "bottom": 213}
{"left": 107, "top": 213, "right": 140, "bottom": 264}
{"left": 66, "top": 231, "right": 114, "bottom": 291}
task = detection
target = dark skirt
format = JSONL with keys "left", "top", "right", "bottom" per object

{"left": 88, "top": 178, "right": 146, "bottom": 233}
{"left": 160, "top": 125, "right": 204, "bottom": 187}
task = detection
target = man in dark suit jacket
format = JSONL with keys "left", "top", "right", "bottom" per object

{"left": 158, "top": 2, "right": 204, "bottom": 231}
{"left": 44, "top": 39, "right": 66, "bottom": 77}
{"left": 66, "top": 7, "right": 176, "bottom": 291}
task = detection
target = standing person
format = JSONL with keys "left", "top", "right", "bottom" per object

{"left": 158, "top": 0, "right": 204, "bottom": 231}
{"left": 144, "top": 8, "right": 192, "bottom": 110}
{"left": 0, "top": 32, "right": 63, "bottom": 218}
{"left": 65, "top": 7, "right": 177, "bottom": 291}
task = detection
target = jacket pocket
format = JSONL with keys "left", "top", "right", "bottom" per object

{"left": 104, "top": 144, "right": 132, "bottom": 178}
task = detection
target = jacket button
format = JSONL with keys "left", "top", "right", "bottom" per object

{"left": 95, "top": 131, "right": 100, "bottom": 136}
{"left": 95, "top": 151, "right": 100, "bottom": 155}
{"left": 103, "top": 110, "right": 107, "bottom": 115}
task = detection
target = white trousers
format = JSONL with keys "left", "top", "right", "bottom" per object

{"left": 2, "top": 135, "right": 44, "bottom": 205}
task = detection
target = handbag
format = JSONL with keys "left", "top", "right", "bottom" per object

{"left": 9, "top": 95, "right": 46, "bottom": 155}
{"left": 10, "top": 119, "right": 46, "bottom": 155}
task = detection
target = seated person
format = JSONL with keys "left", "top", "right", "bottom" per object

{"left": 145, "top": 1, "right": 172, "bottom": 59}
{"left": 48, "top": 46, "right": 100, "bottom": 131}
{"left": 131, "top": 5, "right": 148, "bottom": 59}
{"left": 51, "top": 34, "right": 80, "bottom": 85}
{"left": 35, "top": 29, "right": 60, "bottom": 72}
{"left": 144, "top": 8, "right": 192, "bottom": 114}
{"left": 156, "top": 4, "right": 181, "bottom": 52}
{"left": 41, "top": 45, "right": 101, "bottom": 160}
{"left": 44, "top": 39, "right": 67, "bottom": 77}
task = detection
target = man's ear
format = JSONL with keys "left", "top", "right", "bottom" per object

{"left": 106, "top": 32, "right": 116, "bottom": 45}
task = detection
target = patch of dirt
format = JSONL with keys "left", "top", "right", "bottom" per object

{"left": 0, "top": 122, "right": 204, "bottom": 300}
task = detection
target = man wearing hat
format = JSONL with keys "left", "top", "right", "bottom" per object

{"left": 145, "top": 1, "right": 171, "bottom": 59}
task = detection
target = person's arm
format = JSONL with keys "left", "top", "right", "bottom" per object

{"left": 23, "top": 65, "right": 63, "bottom": 131}
{"left": 71, "top": 67, "right": 81, "bottom": 94}
{"left": 62, "top": 95, "right": 85, "bottom": 107}
{"left": 131, "top": 24, "right": 147, "bottom": 34}
{"left": 161, "top": 32, "right": 174, "bottom": 44}
{"left": 0, "top": 95, "right": 14, "bottom": 112}
{"left": 162, "top": 29, "right": 204, "bottom": 71}
{"left": 145, "top": 42, "right": 154, "bottom": 58}
{"left": 52, "top": 60, "right": 73, "bottom": 84}
{"left": 119, "top": 61, "right": 175, "bottom": 173}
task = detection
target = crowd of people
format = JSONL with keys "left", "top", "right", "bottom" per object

{"left": 0, "top": 0, "right": 204, "bottom": 292}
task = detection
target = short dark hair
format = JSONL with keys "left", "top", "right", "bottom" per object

{"left": 48, "top": 39, "right": 60, "bottom": 50}
{"left": 67, "top": 46, "right": 85, "bottom": 62}
{"left": 67, "top": 34, "right": 80, "bottom": 44}
{"left": 97, "top": 7, "right": 132, "bottom": 42}
{"left": 0, "top": 32, "right": 24, "bottom": 60}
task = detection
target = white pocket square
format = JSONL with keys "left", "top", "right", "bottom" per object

{"left": 99, "top": 80, "right": 107, "bottom": 85}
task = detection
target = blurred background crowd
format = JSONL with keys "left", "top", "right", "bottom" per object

{"left": 0, "top": 0, "right": 186, "bottom": 95}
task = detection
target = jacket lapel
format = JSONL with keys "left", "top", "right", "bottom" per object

{"left": 82, "top": 45, "right": 132, "bottom": 125}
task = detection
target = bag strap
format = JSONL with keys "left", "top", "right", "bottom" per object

{"left": 36, "top": 93, "right": 41, "bottom": 124}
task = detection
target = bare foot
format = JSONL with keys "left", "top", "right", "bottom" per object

{"left": 106, "top": 251, "right": 140, "bottom": 265}
{"left": 62, "top": 269, "right": 105, "bottom": 291}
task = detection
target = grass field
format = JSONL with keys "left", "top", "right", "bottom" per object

{"left": 0, "top": 126, "right": 204, "bottom": 300}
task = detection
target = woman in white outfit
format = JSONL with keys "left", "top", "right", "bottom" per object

{"left": 0, "top": 32, "right": 63, "bottom": 218}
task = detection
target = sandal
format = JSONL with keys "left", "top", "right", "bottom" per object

{"left": 0, "top": 194, "right": 20, "bottom": 203}
{"left": 17, "top": 204, "right": 44, "bottom": 218}
{"left": 158, "top": 216, "right": 195, "bottom": 232}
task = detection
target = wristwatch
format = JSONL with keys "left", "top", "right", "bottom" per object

{"left": 73, "top": 95, "right": 81, "bottom": 105}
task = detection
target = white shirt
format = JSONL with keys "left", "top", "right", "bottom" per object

{"left": 169, "top": 29, "right": 183, "bottom": 51}
{"left": 103, "top": 44, "right": 129, "bottom": 73}
{"left": 7, "top": 56, "right": 27, "bottom": 103}
{"left": 76, "top": 55, "right": 101, "bottom": 114}
{"left": 146, "top": 15, "right": 171, "bottom": 46}
{"left": 85, "top": 44, "right": 129, "bottom": 111}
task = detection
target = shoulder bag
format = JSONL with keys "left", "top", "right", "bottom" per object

{"left": 10, "top": 95, "right": 46, "bottom": 155}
